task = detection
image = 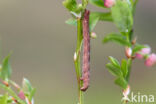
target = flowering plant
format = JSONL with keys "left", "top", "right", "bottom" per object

{"left": 0, "top": 55, "right": 35, "bottom": 104}
{"left": 102, "top": 0, "right": 156, "bottom": 103}
{"left": 63, "top": 0, "right": 155, "bottom": 104}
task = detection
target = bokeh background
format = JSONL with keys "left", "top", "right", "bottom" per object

{"left": 0, "top": 0, "right": 156, "bottom": 104}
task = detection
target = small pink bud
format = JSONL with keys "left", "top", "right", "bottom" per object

{"left": 136, "top": 46, "right": 151, "bottom": 59}
{"left": 145, "top": 53, "right": 156, "bottom": 67}
{"left": 122, "top": 85, "right": 131, "bottom": 102}
{"left": 141, "top": 47, "right": 151, "bottom": 54}
{"left": 18, "top": 90, "right": 25, "bottom": 100}
{"left": 104, "top": 0, "right": 116, "bottom": 8}
{"left": 74, "top": 52, "right": 77, "bottom": 61}
{"left": 125, "top": 47, "right": 132, "bottom": 58}
{"left": 135, "top": 53, "right": 143, "bottom": 59}
{"left": 123, "top": 85, "right": 130, "bottom": 97}
{"left": 91, "top": 32, "right": 97, "bottom": 39}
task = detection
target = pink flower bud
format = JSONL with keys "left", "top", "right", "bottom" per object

{"left": 135, "top": 53, "right": 143, "bottom": 59}
{"left": 18, "top": 90, "right": 25, "bottom": 100}
{"left": 125, "top": 47, "right": 132, "bottom": 58}
{"left": 141, "top": 47, "right": 151, "bottom": 54}
{"left": 104, "top": 0, "right": 116, "bottom": 8}
{"left": 123, "top": 85, "right": 130, "bottom": 97}
{"left": 136, "top": 46, "right": 151, "bottom": 59}
{"left": 91, "top": 32, "right": 97, "bottom": 39}
{"left": 122, "top": 85, "right": 131, "bottom": 102}
{"left": 74, "top": 52, "right": 77, "bottom": 61}
{"left": 145, "top": 53, "right": 156, "bottom": 67}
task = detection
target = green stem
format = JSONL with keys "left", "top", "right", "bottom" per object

{"left": 126, "top": 29, "right": 134, "bottom": 82}
{"left": 74, "top": 18, "right": 84, "bottom": 104}
{"left": 126, "top": 58, "right": 132, "bottom": 82}
{"left": 0, "top": 83, "right": 26, "bottom": 104}
{"left": 123, "top": 30, "right": 134, "bottom": 103}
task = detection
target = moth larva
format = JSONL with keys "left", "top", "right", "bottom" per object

{"left": 81, "top": 9, "right": 90, "bottom": 92}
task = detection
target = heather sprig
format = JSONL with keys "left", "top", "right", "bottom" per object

{"left": 0, "top": 55, "right": 35, "bottom": 104}
{"left": 63, "top": 0, "right": 155, "bottom": 104}
{"left": 100, "top": 0, "right": 156, "bottom": 103}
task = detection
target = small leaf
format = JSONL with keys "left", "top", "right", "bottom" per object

{"left": 1, "top": 55, "right": 12, "bottom": 81}
{"left": 63, "top": 0, "right": 77, "bottom": 11}
{"left": 22, "top": 78, "right": 35, "bottom": 101}
{"left": 98, "top": 12, "right": 113, "bottom": 21}
{"left": 29, "top": 88, "right": 36, "bottom": 100}
{"left": 89, "top": 12, "right": 113, "bottom": 31}
{"left": 63, "top": 0, "right": 82, "bottom": 13}
{"left": 121, "top": 59, "right": 128, "bottom": 78}
{"left": 82, "top": 0, "right": 88, "bottom": 8}
{"left": 111, "top": 0, "right": 133, "bottom": 33}
{"left": 133, "top": 0, "right": 139, "bottom": 14}
{"left": 65, "top": 18, "right": 77, "bottom": 26}
{"left": 109, "top": 56, "right": 120, "bottom": 69}
{"left": 91, "top": 12, "right": 113, "bottom": 22}
{"left": 106, "top": 63, "right": 122, "bottom": 77}
{"left": 115, "top": 77, "right": 128, "bottom": 89}
{"left": 0, "top": 94, "right": 8, "bottom": 104}
{"left": 22, "top": 78, "right": 33, "bottom": 94}
{"left": 89, "top": 13, "right": 100, "bottom": 31}
{"left": 130, "top": 0, "right": 134, "bottom": 5}
{"left": 89, "top": 0, "right": 106, "bottom": 8}
{"left": 103, "top": 33, "right": 131, "bottom": 46}
{"left": 133, "top": 44, "right": 146, "bottom": 54}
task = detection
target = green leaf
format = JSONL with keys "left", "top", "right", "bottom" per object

{"left": 91, "top": 12, "right": 113, "bottom": 21}
{"left": 130, "top": 0, "right": 134, "bottom": 5}
{"left": 22, "top": 78, "right": 33, "bottom": 94}
{"left": 63, "top": 0, "right": 82, "bottom": 13}
{"left": 115, "top": 77, "right": 128, "bottom": 89}
{"left": 89, "top": 0, "right": 106, "bottom": 8}
{"left": 0, "top": 94, "right": 8, "bottom": 104}
{"left": 103, "top": 33, "right": 131, "bottom": 46}
{"left": 63, "top": 0, "right": 77, "bottom": 11}
{"left": 108, "top": 56, "right": 120, "bottom": 69}
{"left": 89, "top": 12, "right": 113, "bottom": 30}
{"left": 106, "top": 63, "right": 122, "bottom": 77}
{"left": 65, "top": 18, "right": 77, "bottom": 26}
{"left": 22, "top": 78, "right": 35, "bottom": 101}
{"left": 89, "top": 13, "right": 100, "bottom": 31}
{"left": 29, "top": 88, "right": 36, "bottom": 100}
{"left": 133, "top": 0, "right": 139, "bottom": 14}
{"left": 82, "top": 0, "right": 88, "bottom": 8}
{"left": 121, "top": 59, "right": 128, "bottom": 78}
{"left": 1, "top": 55, "right": 12, "bottom": 81}
{"left": 98, "top": 12, "right": 113, "bottom": 21}
{"left": 133, "top": 44, "right": 146, "bottom": 54}
{"left": 111, "top": 0, "right": 133, "bottom": 33}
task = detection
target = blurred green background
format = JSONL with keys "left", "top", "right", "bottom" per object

{"left": 0, "top": 0, "right": 156, "bottom": 104}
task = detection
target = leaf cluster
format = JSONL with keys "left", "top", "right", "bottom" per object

{"left": 0, "top": 55, "right": 35, "bottom": 104}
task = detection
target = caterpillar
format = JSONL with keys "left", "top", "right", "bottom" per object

{"left": 81, "top": 10, "right": 90, "bottom": 92}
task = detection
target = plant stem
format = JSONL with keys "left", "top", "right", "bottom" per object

{"left": 126, "top": 58, "right": 132, "bottom": 82}
{"left": 0, "top": 83, "right": 26, "bottom": 104}
{"left": 123, "top": 30, "right": 134, "bottom": 103}
{"left": 74, "top": 1, "right": 89, "bottom": 103}
{"left": 74, "top": 18, "right": 84, "bottom": 104}
{"left": 126, "top": 30, "right": 134, "bottom": 82}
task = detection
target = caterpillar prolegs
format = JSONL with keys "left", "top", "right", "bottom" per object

{"left": 80, "top": 10, "right": 90, "bottom": 92}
